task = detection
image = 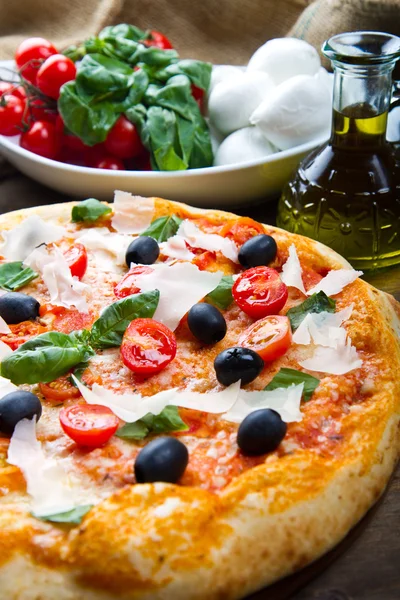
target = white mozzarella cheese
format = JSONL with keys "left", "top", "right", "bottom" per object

{"left": 280, "top": 244, "right": 306, "bottom": 293}
{"left": 111, "top": 191, "right": 154, "bottom": 234}
{"left": 0, "top": 375, "right": 17, "bottom": 397}
{"left": 159, "top": 236, "right": 195, "bottom": 261}
{"left": 307, "top": 269, "right": 363, "bottom": 296}
{"left": 0, "top": 216, "right": 66, "bottom": 261}
{"left": 0, "top": 341, "right": 12, "bottom": 361}
{"left": 172, "top": 219, "right": 239, "bottom": 263}
{"left": 75, "top": 227, "right": 131, "bottom": 271}
{"left": 0, "top": 316, "right": 11, "bottom": 334}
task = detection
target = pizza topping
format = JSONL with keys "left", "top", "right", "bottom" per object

{"left": 264, "top": 367, "right": 319, "bottom": 402}
{"left": 0, "top": 215, "right": 66, "bottom": 261}
{"left": 116, "top": 406, "right": 188, "bottom": 440}
{"left": 286, "top": 291, "right": 335, "bottom": 331}
{"left": 35, "top": 504, "right": 93, "bottom": 525}
{"left": 0, "top": 374, "right": 18, "bottom": 398}
{"left": 114, "top": 266, "right": 153, "bottom": 298}
{"left": 0, "top": 261, "right": 38, "bottom": 292}
{"left": 125, "top": 236, "right": 160, "bottom": 266}
{"left": 59, "top": 404, "right": 119, "bottom": 447}
{"left": 205, "top": 275, "right": 234, "bottom": 310}
{"left": 167, "top": 219, "right": 239, "bottom": 263}
{"left": 141, "top": 215, "right": 183, "bottom": 242}
{"left": 237, "top": 408, "right": 287, "bottom": 455}
{"left": 134, "top": 437, "right": 189, "bottom": 484}
{"left": 25, "top": 246, "right": 89, "bottom": 313}
{"left": 307, "top": 268, "right": 363, "bottom": 296}
{"left": 75, "top": 228, "right": 132, "bottom": 271}
{"left": 0, "top": 292, "right": 40, "bottom": 324}
{"left": 222, "top": 383, "right": 304, "bottom": 423}
{"left": 111, "top": 191, "right": 155, "bottom": 234}
{"left": 121, "top": 318, "right": 177, "bottom": 374}
{"left": 214, "top": 347, "right": 264, "bottom": 386}
{"left": 0, "top": 340, "right": 12, "bottom": 359}
{"left": 232, "top": 266, "right": 288, "bottom": 319}
{"left": 71, "top": 198, "right": 112, "bottom": 223}
{"left": 238, "top": 234, "right": 278, "bottom": 268}
{"left": 159, "top": 236, "right": 196, "bottom": 262}
{"left": 238, "top": 315, "right": 292, "bottom": 362}
{"left": 280, "top": 244, "right": 306, "bottom": 294}
{"left": 292, "top": 305, "right": 353, "bottom": 347}
{"left": 299, "top": 332, "right": 362, "bottom": 375}
{"left": 64, "top": 244, "right": 88, "bottom": 279}
{"left": 0, "top": 391, "right": 42, "bottom": 434}
{"left": 187, "top": 303, "right": 227, "bottom": 344}
{"left": 39, "top": 375, "right": 81, "bottom": 403}
{"left": 128, "top": 262, "right": 223, "bottom": 331}
{"left": 220, "top": 217, "right": 265, "bottom": 246}
{"left": 0, "top": 316, "right": 11, "bottom": 334}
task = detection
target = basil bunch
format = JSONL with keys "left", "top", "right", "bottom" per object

{"left": 60, "top": 24, "right": 213, "bottom": 170}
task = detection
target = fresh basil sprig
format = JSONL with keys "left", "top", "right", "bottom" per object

{"left": 90, "top": 290, "right": 159, "bottom": 348}
{"left": 0, "top": 262, "right": 38, "bottom": 291}
{"left": 33, "top": 504, "right": 93, "bottom": 524}
{"left": 286, "top": 291, "right": 336, "bottom": 331}
{"left": 116, "top": 405, "right": 188, "bottom": 440}
{"left": 264, "top": 368, "right": 320, "bottom": 402}
{"left": 206, "top": 275, "right": 234, "bottom": 310}
{"left": 141, "top": 215, "right": 182, "bottom": 242}
{"left": 71, "top": 198, "right": 112, "bottom": 223}
{"left": 1, "top": 331, "right": 95, "bottom": 385}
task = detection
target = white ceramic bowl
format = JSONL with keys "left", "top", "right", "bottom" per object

{"left": 0, "top": 61, "right": 325, "bottom": 208}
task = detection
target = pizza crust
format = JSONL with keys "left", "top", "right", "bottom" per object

{"left": 0, "top": 199, "right": 399, "bottom": 600}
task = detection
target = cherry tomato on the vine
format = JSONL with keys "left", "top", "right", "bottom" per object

{"left": 59, "top": 404, "right": 119, "bottom": 447}
{"left": 36, "top": 54, "right": 76, "bottom": 100}
{"left": 28, "top": 98, "right": 58, "bottom": 123}
{"left": 114, "top": 265, "right": 153, "bottom": 298}
{"left": 105, "top": 115, "right": 144, "bottom": 159}
{"left": 0, "top": 95, "right": 25, "bottom": 136}
{"left": 0, "top": 82, "right": 26, "bottom": 101}
{"left": 20, "top": 120, "right": 60, "bottom": 159}
{"left": 39, "top": 375, "right": 80, "bottom": 403}
{"left": 92, "top": 155, "right": 125, "bottom": 170}
{"left": 232, "top": 266, "right": 288, "bottom": 319}
{"left": 15, "top": 37, "right": 57, "bottom": 85}
{"left": 64, "top": 244, "right": 88, "bottom": 279}
{"left": 144, "top": 30, "right": 173, "bottom": 50}
{"left": 238, "top": 315, "right": 292, "bottom": 362}
{"left": 121, "top": 318, "right": 177, "bottom": 375}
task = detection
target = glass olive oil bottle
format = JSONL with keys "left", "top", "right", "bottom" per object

{"left": 277, "top": 32, "right": 400, "bottom": 270}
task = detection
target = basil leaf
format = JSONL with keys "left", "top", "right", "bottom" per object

{"left": 33, "top": 504, "right": 93, "bottom": 524}
{"left": 1, "top": 331, "right": 94, "bottom": 385}
{"left": 146, "top": 106, "right": 188, "bottom": 171}
{"left": 141, "top": 215, "right": 182, "bottom": 242}
{"left": 206, "top": 276, "right": 234, "bottom": 310}
{"left": 76, "top": 53, "right": 135, "bottom": 96}
{"left": 71, "top": 198, "right": 111, "bottom": 223}
{"left": 264, "top": 368, "right": 319, "bottom": 402}
{"left": 156, "top": 60, "right": 212, "bottom": 91}
{"left": 116, "top": 406, "right": 188, "bottom": 440}
{"left": 189, "top": 111, "right": 214, "bottom": 169}
{"left": 286, "top": 291, "right": 336, "bottom": 331}
{"left": 0, "top": 262, "right": 38, "bottom": 291}
{"left": 90, "top": 290, "right": 160, "bottom": 349}
{"left": 99, "top": 24, "right": 148, "bottom": 43}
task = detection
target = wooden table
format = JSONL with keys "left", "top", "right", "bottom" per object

{"left": 0, "top": 164, "right": 398, "bottom": 600}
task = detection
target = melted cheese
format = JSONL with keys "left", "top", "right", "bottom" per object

{"left": 222, "top": 384, "right": 304, "bottom": 423}
{"left": 293, "top": 305, "right": 353, "bottom": 347}
{"left": 308, "top": 269, "right": 363, "bottom": 296}
{"left": 280, "top": 244, "right": 306, "bottom": 293}
{"left": 0, "top": 315, "right": 11, "bottom": 334}
{"left": 76, "top": 227, "right": 131, "bottom": 271}
{"left": 299, "top": 334, "right": 362, "bottom": 375}
{"left": 111, "top": 191, "right": 154, "bottom": 234}
{"left": 159, "top": 236, "right": 195, "bottom": 261}
{"left": 0, "top": 216, "right": 66, "bottom": 261}
{"left": 168, "top": 220, "right": 239, "bottom": 263}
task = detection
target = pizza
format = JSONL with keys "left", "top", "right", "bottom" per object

{"left": 0, "top": 192, "right": 399, "bottom": 600}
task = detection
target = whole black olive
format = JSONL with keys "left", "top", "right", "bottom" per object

{"left": 214, "top": 347, "right": 264, "bottom": 386}
{"left": 0, "top": 391, "right": 42, "bottom": 435}
{"left": 125, "top": 236, "right": 160, "bottom": 266}
{"left": 238, "top": 234, "right": 277, "bottom": 268}
{"left": 0, "top": 292, "right": 40, "bottom": 324}
{"left": 237, "top": 409, "right": 287, "bottom": 455}
{"left": 187, "top": 303, "right": 227, "bottom": 344}
{"left": 134, "top": 437, "right": 189, "bottom": 484}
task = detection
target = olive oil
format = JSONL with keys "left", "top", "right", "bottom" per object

{"left": 277, "top": 104, "right": 400, "bottom": 270}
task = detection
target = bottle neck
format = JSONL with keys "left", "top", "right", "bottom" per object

{"left": 330, "top": 62, "right": 393, "bottom": 149}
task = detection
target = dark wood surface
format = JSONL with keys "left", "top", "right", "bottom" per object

{"left": 0, "top": 164, "right": 398, "bottom": 600}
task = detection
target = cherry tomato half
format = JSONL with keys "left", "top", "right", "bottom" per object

{"left": 220, "top": 217, "right": 265, "bottom": 246}
{"left": 39, "top": 375, "right": 80, "bottom": 403}
{"left": 20, "top": 120, "right": 60, "bottom": 159}
{"left": 232, "top": 267, "right": 288, "bottom": 319}
{"left": 114, "top": 266, "right": 153, "bottom": 298}
{"left": 64, "top": 243, "right": 88, "bottom": 279}
{"left": 15, "top": 37, "right": 57, "bottom": 85}
{"left": 36, "top": 54, "right": 76, "bottom": 100}
{"left": 105, "top": 115, "right": 144, "bottom": 159}
{"left": 144, "top": 30, "right": 173, "bottom": 50}
{"left": 93, "top": 155, "right": 125, "bottom": 170}
{"left": 121, "top": 318, "right": 177, "bottom": 375}
{"left": 238, "top": 315, "right": 292, "bottom": 362}
{"left": 59, "top": 404, "right": 119, "bottom": 447}
{"left": 0, "top": 95, "right": 25, "bottom": 136}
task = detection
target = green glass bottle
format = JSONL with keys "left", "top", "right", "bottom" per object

{"left": 277, "top": 32, "right": 400, "bottom": 270}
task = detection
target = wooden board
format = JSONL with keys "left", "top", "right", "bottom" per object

{"left": 0, "top": 165, "right": 398, "bottom": 600}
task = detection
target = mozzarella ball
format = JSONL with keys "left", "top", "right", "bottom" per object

{"left": 210, "top": 65, "right": 244, "bottom": 94}
{"left": 315, "top": 67, "right": 334, "bottom": 99}
{"left": 247, "top": 38, "right": 320, "bottom": 85}
{"left": 250, "top": 75, "right": 331, "bottom": 150}
{"left": 208, "top": 71, "right": 275, "bottom": 136}
{"left": 208, "top": 122, "right": 224, "bottom": 155}
{"left": 214, "top": 127, "right": 276, "bottom": 166}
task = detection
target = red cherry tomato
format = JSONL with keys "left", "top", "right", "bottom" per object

{"left": 59, "top": 404, "right": 119, "bottom": 447}
{"left": 83, "top": 143, "right": 107, "bottom": 167}
{"left": 144, "top": 30, "right": 173, "bottom": 50}
{"left": 220, "top": 217, "right": 265, "bottom": 246}
{"left": 20, "top": 120, "right": 60, "bottom": 159}
{"left": 232, "top": 267, "right": 288, "bottom": 319}
{"left": 0, "top": 95, "right": 25, "bottom": 136}
{"left": 64, "top": 244, "right": 88, "bottom": 279}
{"left": 191, "top": 84, "right": 205, "bottom": 111}
{"left": 0, "top": 82, "right": 27, "bottom": 101}
{"left": 36, "top": 54, "right": 76, "bottom": 100}
{"left": 238, "top": 315, "right": 292, "bottom": 362}
{"left": 39, "top": 375, "right": 80, "bottom": 403}
{"left": 121, "top": 318, "right": 177, "bottom": 375}
{"left": 114, "top": 266, "right": 153, "bottom": 298}
{"left": 15, "top": 37, "right": 57, "bottom": 84}
{"left": 105, "top": 115, "right": 144, "bottom": 159}
{"left": 28, "top": 98, "right": 58, "bottom": 123}
{"left": 92, "top": 155, "right": 125, "bottom": 170}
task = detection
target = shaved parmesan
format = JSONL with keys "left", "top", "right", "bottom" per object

{"left": 0, "top": 316, "right": 10, "bottom": 334}
{"left": 130, "top": 262, "right": 223, "bottom": 330}
{"left": 159, "top": 236, "right": 195, "bottom": 261}
{"left": 223, "top": 384, "right": 304, "bottom": 424}
{"left": 280, "top": 244, "right": 306, "bottom": 293}
{"left": 299, "top": 335, "right": 362, "bottom": 375}
{"left": 76, "top": 227, "right": 131, "bottom": 271}
{"left": 0, "top": 375, "right": 17, "bottom": 397}
{"left": 0, "top": 216, "right": 66, "bottom": 261}
{"left": 0, "top": 341, "right": 12, "bottom": 361}
{"left": 111, "top": 191, "right": 154, "bottom": 234}
{"left": 308, "top": 269, "right": 363, "bottom": 296}
{"left": 72, "top": 376, "right": 241, "bottom": 422}
{"left": 25, "top": 246, "right": 89, "bottom": 313}
{"left": 171, "top": 220, "right": 239, "bottom": 263}
{"left": 293, "top": 305, "right": 353, "bottom": 347}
